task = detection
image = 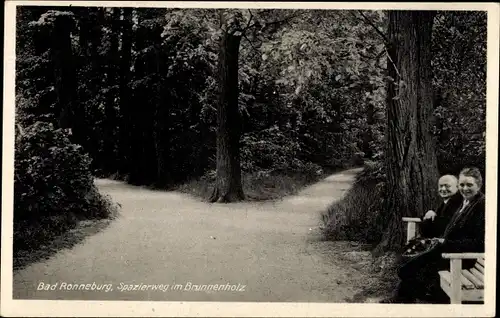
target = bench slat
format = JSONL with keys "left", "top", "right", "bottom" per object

{"left": 438, "top": 270, "right": 475, "bottom": 290}
{"left": 474, "top": 262, "right": 484, "bottom": 274}
{"left": 442, "top": 253, "right": 485, "bottom": 259}
{"left": 462, "top": 269, "right": 484, "bottom": 289}
{"left": 470, "top": 267, "right": 484, "bottom": 283}
{"left": 477, "top": 258, "right": 484, "bottom": 267}
{"left": 459, "top": 272, "right": 475, "bottom": 290}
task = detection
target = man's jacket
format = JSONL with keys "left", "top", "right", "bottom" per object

{"left": 420, "top": 192, "right": 463, "bottom": 238}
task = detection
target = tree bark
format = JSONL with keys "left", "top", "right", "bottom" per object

{"left": 152, "top": 44, "right": 171, "bottom": 187}
{"left": 362, "top": 102, "right": 375, "bottom": 158}
{"left": 209, "top": 30, "right": 245, "bottom": 203}
{"left": 376, "top": 11, "right": 439, "bottom": 253}
{"left": 118, "top": 8, "right": 133, "bottom": 176}
{"left": 103, "top": 8, "right": 119, "bottom": 173}
{"left": 52, "top": 15, "right": 76, "bottom": 130}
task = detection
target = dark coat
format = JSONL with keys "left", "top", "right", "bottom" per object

{"left": 419, "top": 192, "right": 463, "bottom": 238}
{"left": 441, "top": 192, "right": 485, "bottom": 254}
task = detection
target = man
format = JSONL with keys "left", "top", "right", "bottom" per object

{"left": 419, "top": 175, "right": 463, "bottom": 238}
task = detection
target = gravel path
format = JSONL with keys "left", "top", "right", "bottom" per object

{"left": 13, "top": 168, "right": 377, "bottom": 302}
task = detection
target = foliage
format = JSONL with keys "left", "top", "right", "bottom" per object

{"left": 17, "top": 7, "right": 388, "bottom": 188}
{"left": 14, "top": 121, "right": 116, "bottom": 250}
{"left": 431, "top": 11, "right": 487, "bottom": 174}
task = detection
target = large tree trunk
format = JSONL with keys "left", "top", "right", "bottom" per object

{"left": 375, "top": 11, "right": 439, "bottom": 253}
{"left": 209, "top": 30, "right": 245, "bottom": 203}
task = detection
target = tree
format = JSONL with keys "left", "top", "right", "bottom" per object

{"left": 376, "top": 11, "right": 439, "bottom": 253}
{"left": 118, "top": 8, "right": 133, "bottom": 177}
{"left": 209, "top": 10, "right": 247, "bottom": 202}
{"left": 31, "top": 11, "right": 77, "bottom": 130}
{"left": 208, "top": 9, "right": 304, "bottom": 202}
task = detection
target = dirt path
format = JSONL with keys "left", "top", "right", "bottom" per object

{"left": 13, "top": 168, "right": 382, "bottom": 302}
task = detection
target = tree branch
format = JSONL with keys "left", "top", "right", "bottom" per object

{"left": 242, "top": 9, "right": 254, "bottom": 32}
{"left": 260, "top": 11, "right": 304, "bottom": 33}
{"left": 385, "top": 46, "right": 401, "bottom": 78}
{"left": 353, "top": 10, "right": 389, "bottom": 44}
{"left": 243, "top": 34, "right": 259, "bottom": 53}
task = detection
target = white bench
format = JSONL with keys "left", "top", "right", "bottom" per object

{"left": 438, "top": 253, "right": 485, "bottom": 304}
{"left": 402, "top": 217, "right": 485, "bottom": 304}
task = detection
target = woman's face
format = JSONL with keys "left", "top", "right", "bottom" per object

{"left": 458, "top": 175, "right": 481, "bottom": 200}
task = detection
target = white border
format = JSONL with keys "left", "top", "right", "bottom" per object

{"left": 2, "top": 1, "right": 499, "bottom": 317}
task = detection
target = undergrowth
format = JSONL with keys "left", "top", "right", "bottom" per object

{"left": 321, "top": 161, "right": 386, "bottom": 244}
{"left": 176, "top": 167, "right": 341, "bottom": 202}
{"left": 14, "top": 121, "right": 119, "bottom": 268}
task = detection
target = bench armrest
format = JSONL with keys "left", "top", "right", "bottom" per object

{"left": 402, "top": 217, "right": 422, "bottom": 222}
{"left": 402, "top": 217, "right": 422, "bottom": 243}
{"left": 442, "top": 253, "right": 485, "bottom": 259}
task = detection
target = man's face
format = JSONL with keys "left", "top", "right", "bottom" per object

{"left": 438, "top": 176, "right": 458, "bottom": 200}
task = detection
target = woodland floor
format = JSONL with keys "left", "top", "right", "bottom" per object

{"left": 13, "top": 168, "right": 393, "bottom": 302}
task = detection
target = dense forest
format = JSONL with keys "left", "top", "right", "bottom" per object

{"left": 14, "top": 7, "right": 486, "bottom": 254}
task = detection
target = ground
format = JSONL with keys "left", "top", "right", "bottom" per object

{"left": 13, "top": 168, "right": 393, "bottom": 302}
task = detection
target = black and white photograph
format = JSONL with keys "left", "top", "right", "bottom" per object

{"left": 1, "top": 1, "right": 498, "bottom": 317}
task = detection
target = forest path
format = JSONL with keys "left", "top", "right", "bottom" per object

{"left": 13, "top": 167, "right": 381, "bottom": 302}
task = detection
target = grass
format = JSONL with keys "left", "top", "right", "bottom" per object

{"left": 13, "top": 190, "right": 119, "bottom": 271}
{"left": 320, "top": 162, "right": 385, "bottom": 244}
{"left": 318, "top": 162, "right": 401, "bottom": 302}
{"left": 13, "top": 217, "right": 116, "bottom": 271}
{"left": 346, "top": 252, "right": 401, "bottom": 303}
{"left": 176, "top": 167, "right": 342, "bottom": 202}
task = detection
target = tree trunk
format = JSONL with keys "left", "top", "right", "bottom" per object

{"left": 375, "top": 11, "right": 439, "bottom": 253}
{"left": 362, "top": 102, "right": 375, "bottom": 158}
{"left": 152, "top": 44, "right": 171, "bottom": 187}
{"left": 209, "top": 30, "right": 245, "bottom": 203}
{"left": 52, "top": 16, "right": 76, "bottom": 130}
{"left": 103, "top": 8, "right": 119, "bottom": 173}
{"left": 118, "top": 8, "right": 133, "bottom": 176}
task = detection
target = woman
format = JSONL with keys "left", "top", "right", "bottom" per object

{"left": 439, "top": 167, "right": 485, "bottom": 255}
{"left": 382, "top": 167, "right": 485, "bottom": 303}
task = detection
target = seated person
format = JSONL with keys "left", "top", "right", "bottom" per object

{"left": 383, "top": 167, "right": 485, "bottom": 303}
{"left": 419, "top": 175, "right": 463, "bottom": 238}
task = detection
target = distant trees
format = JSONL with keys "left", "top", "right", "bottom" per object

{"left": 17, "top": 7, "right": 386, "bottom": 192}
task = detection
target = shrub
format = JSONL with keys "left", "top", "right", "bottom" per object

{"left": 177, "top": 166, "right": 326, "bottom": 202}
{"left": 14, "top": 121, "right": 116, "bottom": 250}
{"left": 321, "top": 161, "right": 386, "bottom": 244}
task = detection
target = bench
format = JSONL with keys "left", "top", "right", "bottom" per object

{"left": 402, "top": 217, "right": 485, "bottom": 304}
